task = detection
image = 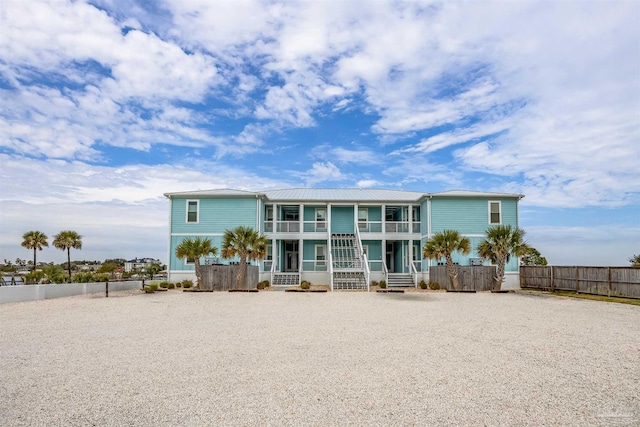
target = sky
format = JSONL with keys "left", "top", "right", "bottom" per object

{"left": 0, "top": 0, "right": 639, "bottom": 267}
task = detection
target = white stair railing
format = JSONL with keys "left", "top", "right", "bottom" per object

{"left": 410, "top": 260, "right": 418, "bottom": 288}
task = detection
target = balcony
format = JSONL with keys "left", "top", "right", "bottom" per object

{"left": 384, "top": 221, "right": 421, "bottom": 233}
{"left": 357, "top": 221, "right": 382, "bottom": 233}
{"left": 303, "top": 221, "right": 328, "bottom": 233}
{"left": 276, "top": 221, "right": 300, "bottom": 233}
{"left": 302, "top": 260, "right": 328, "bottom": 272}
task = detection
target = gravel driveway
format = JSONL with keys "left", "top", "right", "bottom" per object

{"left": 1, "top": 290, "right": 638, "bottom": 426}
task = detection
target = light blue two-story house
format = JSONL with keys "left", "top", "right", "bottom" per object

{"left": 164, "top": 188, "right": 524, "bottom": 290}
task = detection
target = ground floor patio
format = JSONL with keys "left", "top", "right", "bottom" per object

{"left": 0, "top": 291, "right": 638, "bottom": 426}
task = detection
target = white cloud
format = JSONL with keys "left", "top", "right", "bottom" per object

{"left": 293, "top": 162, "right": 346, "bottom": 186}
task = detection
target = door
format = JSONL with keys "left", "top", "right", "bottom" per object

{"left": 284, "top": 241, "right": 299, "bottom": 272}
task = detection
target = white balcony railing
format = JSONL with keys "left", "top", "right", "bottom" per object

{"left": 358, "top": 221, "right": 382, "bottom": 233}
{"left": 385, "top": 221, "right": 409, "bottom": 233}
{"left": 302, "top": 260, "right": 328, "bottom": 272}
{"left": 303, "top": 221, "right": 328, "bottom": 233}
{"left": 276, "top": 221, "right": 300, "bottom": 232}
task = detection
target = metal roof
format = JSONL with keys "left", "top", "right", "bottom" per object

{"left": 432, "top": 190, "right": 524, "bottom": 198}
{"left": 164, "top": 188, "right": 523, "bottom": 200}
{"left": 164, "top": 188, "right": 262, "bottom": 198}
{"left": 263, "top": 188, "right": 426, "bottom": 202}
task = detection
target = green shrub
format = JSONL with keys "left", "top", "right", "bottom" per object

{"left": 379, "top": 280, "right": 387, "bottom": 289}
{"left": 175, "top": 281, "right": 182, "bottom": 288}
{"left": 148, "top": 283, "right": 159, "bottom": 291}
{"left": 257, "top": 281, "right": 266, "bottom": 290}
{"left": 300, "top": 280, "right": 311, "bottom": 290}
{"left": 74, "top": 272, "right": 94, "bottom": 283}
{"left": 263, "top": 280, "right": 270, "bottom": 287}
{"left": 428, "top": 281, "right": 440, "bottom": 290}
{"left": 25, "top": 271, "right": 45, "bottom": 284}
{"left": 159, "top": 281, "right": 170, "bottom": 288}
{"left": 167, "top": 282, "right": 175, "bottom": 289}
{"left": 181, "top": 280, "right": 193, "bottom": 289}
{"left": 93, "top": 274, "right": 109, "bottom": 282}
{"left": 143, "top": 286, "right": 154, "bottom": 294}
{"left": 419, "top": 279, "right": 428, "bottom": 290}
{"left": 371, "top": 280, "right": 379, "bottom": 287}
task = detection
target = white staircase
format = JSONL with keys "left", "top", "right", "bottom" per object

{"left": 272, "top": 273, "right": 300, "bottom": 287}
{"left": 387, "top": 273, "right": 414, "bottom": 287}
{"left": 331, "top": 233, "right": 367, "bottom": 290}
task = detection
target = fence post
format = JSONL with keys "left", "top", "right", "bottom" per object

{"left": 551, "top": 266, "right": 554, "bottom": 291}
{"left": 575, "top": 266, "right": 579, "bottom": 293}
{"left": 607, "top": 267, "right": 611, "bottom": 297}
{"left": 141, "top": 278, "right": 145, "bottom": 290}
{"left": 105, "top": 280, "right": 109, "bottom": 298}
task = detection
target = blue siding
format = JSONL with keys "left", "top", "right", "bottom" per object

{"left": 331, "top": 206, "right": 354, "bottom": 233}
{"left": 171, "top": 197, "right": 257, "bottom": 234}
{"left": 303, "top": 240, "right": 326, "bottom": 259}
{"left": 361, "top": 206, "right": 382, "bottom": 221}
{"left": 431, "top": 198, "right": 518, "bottom": 234}
{"left": 420, "top": 200, "right": 429, "bottom": 236}
{"left": 170, "top": 235, "right": 223, "bottom": 270}
{"left": 361, "top": 240, "right": 382, "bottom": 261}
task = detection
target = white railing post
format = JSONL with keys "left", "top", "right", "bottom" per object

{"left": 382, "top": 259, "right": 388, "bottom": 285}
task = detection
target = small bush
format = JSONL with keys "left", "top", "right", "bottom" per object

{"left": 143, "top": 286, "right": 154, "bottom": 294}
{"left": 263, "top": 280, "right": 270, "bottom": 287}
{"left": 181, "top": 280, "right": 193, "bottom": 289}
{"left": 159, "top": 281, "right": 170, "bottom": 288}
{"left": 257, "top": 281, "right": 266, "bottom": 290}
{"left": 300, "top": 280, "right": 311, "bottom": 290}
{"left": 379, "top": 280, "right": 387, "bottom": 289}
{"left": 428, "top": 281, "right": 440, "bottom": 290}
{"left": 93, "top": 274, "right": 109, "bottom": 282}
{"left": 175, "top": 281, "right": 182, "bottom": 288}
{"left": 419, "top": 279, "right": 428, "bottom": 289}
{"left": 25, "top": 271, "right": 45, "bottom": 284}
{"left": 371, "top": 280, "right": 379, "bottom": 287}
{"left": 74, "top": 272, "right": 95, "bottom": 283}
{"left": 148, "top": 283, "right": 159, "bottom": 291}
{"left": 167, "top": 282, "right": 175, "bottom": 289}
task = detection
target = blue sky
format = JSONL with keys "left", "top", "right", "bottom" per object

{"left": 1, "top": 0, "right": 639, "bottom": 266}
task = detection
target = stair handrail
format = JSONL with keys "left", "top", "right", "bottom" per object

{"left": 410, "top": 259, "right": 418, "bottom": 288}
{"left": 270, "top": 255, "right": 277, "bottom": 287}
{"left": 329, "top": 251, "right": 334, "bottom": 291}
{"left": 363, "top": 252, "right": 370, "bottom": 291}
{"left": 382, "top": 259, "right": 389, "bottom": 285}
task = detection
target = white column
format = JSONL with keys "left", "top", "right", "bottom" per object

{"left": 382, "top": 204, "right": 386, "bottom": 234}
{"left": 299, "top": 203, "right": 304, "bottom": 233}
{"left": 299, "top": 238, "right": 303, "bottom": 274}
{"left": 408, "top": 205, "right": 413, "bottom": 270}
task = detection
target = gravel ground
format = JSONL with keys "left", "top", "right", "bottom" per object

{"left": 0, "top": 290, "right": 638, "bottom": 426}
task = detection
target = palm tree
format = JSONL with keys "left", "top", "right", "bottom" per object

{"left": 423, "top": 230, "right": 470, "bottom": 290}
{"left": 477, "top": 225, "right": 529, "bottom": 291}
{"left": 52, "top": 231, "right": 83, "bottom": 280}
{"left": 221, "top": 226, "right": 268, "bottom": 290}
{"left": 21, "top": 231, "right": 48, "bottom": 272}
{"left": 175, "top": 237, "right": 217, "bottom": 289}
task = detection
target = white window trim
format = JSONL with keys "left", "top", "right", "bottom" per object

{"left": 186, "top": 199, "right": 199, "bottom": 224}
{"left": 358, "top": 207, "right": 369, "bottom": 222}
{"left": 184, "top": 256, "right": 195, "bottom": 265}
{"left": 488, "top": 201, "right": 502, "bottom": 225}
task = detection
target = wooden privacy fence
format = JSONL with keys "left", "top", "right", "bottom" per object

{"left": 520, "top": 266, "right": 640, "bottom": 299}
{"left": 430, "top": 266, "right": 496, "bottom": 291}
{"left": 200, "top": 265, "right": 259, "bottom": 291}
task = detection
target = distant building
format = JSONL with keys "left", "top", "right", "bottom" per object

{"left": 124, "top": 258, "right": 161, "bottom": 273}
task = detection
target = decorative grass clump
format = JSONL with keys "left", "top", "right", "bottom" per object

{"left": 143, "top": 286, "right": 154, "bottom": 294}
{"left": 419, "top": 279, "right": 428, "bottom": 289}
{"left": 148, "top": 283, "right": 159, "bottom": 291}
{"left": 257, "top": 280, "right": 270, "bottom": 290}
{"left": 370, "top": 280, "right": 379, "bottom": 287}
{"left": 428, "top": 281, "right": 440, "bottom": 290}
{"left": 159, "top": 281, "right": 170, "bottom": 288}
{"left": 379, "top": 280, "right": 387, "bottom": 289}
{"left": 300, "top": 280, "right": 311, "bottom": 290}
{"left": 167, "top": 282, "right": 176, "bottom": 289}
{"left": 181, "top": 280, "right": 193, "bottom": 289}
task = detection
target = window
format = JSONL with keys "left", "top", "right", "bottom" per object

{"left": 186, "top": 200, "right": 199, "bottom": 223}
{"left": 316, "top": 208, "right": 327, "bottom": 231}
{"left": 265, "top": 206, "right": 273, "bottom": 222}
{"left": 362, "top": 245, "right": 369, "bottom": 257}
{"left": 358, "top": 207, "right": 368, "bottom": 230}
{"left": 185, "top": 256, "right": 195, "bottom": 265}
{"left": 315, "top": 244, "right": 326, "bottom": 266}
{"left": 489, "top": 201, "right": 501, "bottom": 224}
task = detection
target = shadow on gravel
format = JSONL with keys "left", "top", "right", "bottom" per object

{"left": 378, "top": 293, "right": 429, "bottom": 301}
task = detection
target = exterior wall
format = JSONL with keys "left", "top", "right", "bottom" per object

{"left": 361, "top": 206, "right": 382, "bottom": 221}
{"left": 430, "top": 197, "right": 518, "bottom": 234}
{"left": 168, "top": 197, "right": 258, "bottom": 280}
{"left": 331, "top": 206, "right": 354, "bottom": 233}
{"left": 170, "top": 197, "right": 257, "bottom": 234}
